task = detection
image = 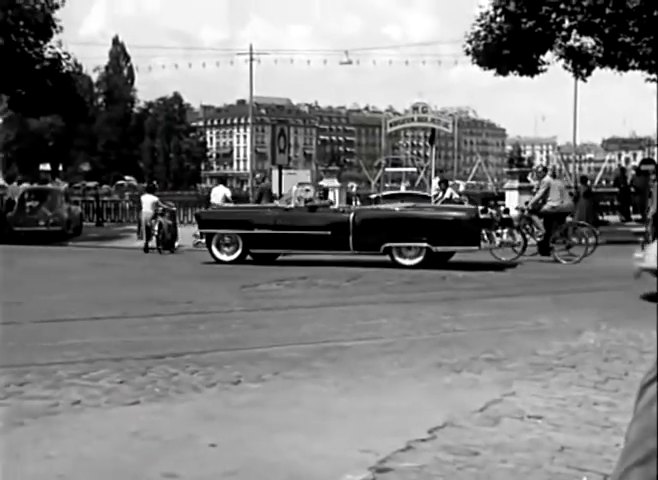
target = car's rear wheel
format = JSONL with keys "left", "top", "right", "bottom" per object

{"left": 207, "top": 233, "right": 247, "bottom": 264}
{"left": 388, "top": 245, "right": 429, "bottom": 268}
{"left": 250, "top": 252, "right": 280, "bottom": 264}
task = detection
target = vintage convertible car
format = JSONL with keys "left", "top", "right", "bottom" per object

{"left": 195, "top": 202, "right": 490, "bottom": 268}
{"left": 6, "top": 185, "right": 83, "bottom": 239}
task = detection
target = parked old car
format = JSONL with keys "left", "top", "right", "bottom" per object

{"left": 195, "top": 202, "right": 493, "bottom": 268}
{"left": 6, "top": 185, "right": 83, "bottom": 240}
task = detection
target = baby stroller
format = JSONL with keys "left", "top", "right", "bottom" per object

{"left": 153, "top": 202, "right": 179, "bottom": 254}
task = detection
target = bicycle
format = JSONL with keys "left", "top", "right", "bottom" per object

{"left": 517, "top": 209, "right": 599, "bottom": 258}
{"left": 152, "top": 203, "right": 179, "bottom": 254}
{"left": 515, "top": 207, "right": 590, "bottom": 264}
{"left": 480, "top": 206, "right": 528, "bottom": 263}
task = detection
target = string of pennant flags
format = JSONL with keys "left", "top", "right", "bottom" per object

{"left": 90, "top": 55, "right": 473, "bottom": 74}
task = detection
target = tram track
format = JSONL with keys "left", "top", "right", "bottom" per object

{"left": 0, "top": 321, "right": 552, "bottom": 370}
{"left": 1, "top": 280, "right": 618, "bottom": 327}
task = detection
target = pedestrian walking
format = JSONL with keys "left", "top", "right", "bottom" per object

{"left": 614, "top": 166, "right": 633, "bottom": 222}
{"left": 573, "top": 175, "right": 597, "bottom": 225}
{"left": 253, "top": 173, "right": 273, "bottom": 204}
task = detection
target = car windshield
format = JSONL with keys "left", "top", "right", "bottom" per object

{"left": 16, "top": 189, "right": 62, "bottom": 214}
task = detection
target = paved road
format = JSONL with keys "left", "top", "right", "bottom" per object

{"left": 0, "top": 245, "right": 655, "bottom": 480}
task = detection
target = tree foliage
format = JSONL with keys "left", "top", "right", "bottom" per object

{"left": 94, "top": 35, "right": 139, "bottom": 180}
{"left": 1, "top": 5, "right": 205, "bottom": 189}
{"left": 137, "top": 93, "right": 205, "bottom": 189}
{"left": 464, "top": 0, "right": 657, "bottom": 81}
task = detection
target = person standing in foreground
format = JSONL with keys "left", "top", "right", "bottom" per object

{"left": 527, "top": 165, "right": 573, "bottom": 256}
{"left": 209, "top": 178, "right": 233, "bottom": 206}
{"left": 609, "top": 360, "right": 657, "bottom": 480}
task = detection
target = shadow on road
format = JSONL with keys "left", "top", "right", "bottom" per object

{"left": 202, "top": 257, "right": 518, "bottom": 272}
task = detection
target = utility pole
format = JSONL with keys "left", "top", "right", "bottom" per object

{"left": 248, "top": 43, "right": 255, "bottom": 202}
{"left": 571, "top": 76, "right": 579, "bottom": 186}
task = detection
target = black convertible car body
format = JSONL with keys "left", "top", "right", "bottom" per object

{"left": 195, "top": 203, "right": 486, "bottom": 268}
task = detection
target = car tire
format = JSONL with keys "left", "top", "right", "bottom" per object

{"left": 207, "top": 232, "right": 247, "bottom": 264}
{"left": 388, "top": 245, "right": 429, "bottom": 268}
{"left": 250, "top": 252, "right": 280, "bottom": 264}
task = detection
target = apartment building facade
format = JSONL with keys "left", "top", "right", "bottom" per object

{"left": 193, "top": 97, "right": 318, "bottom": 189}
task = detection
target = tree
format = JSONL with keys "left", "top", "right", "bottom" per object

{"left": 464, "top": 0, "right": 657, "bottom": 81}
{"left": 0, "top": 0, "right": 76, "bottom": 116}
{"left": 94, "top": 35, "right": 139, "bottom": 181}
{"left": 136, "top": 92, "right": 205, "bottom": 189}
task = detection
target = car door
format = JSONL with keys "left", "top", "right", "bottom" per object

{"left": 271, "top": 206, "right": 351, "bottom": 252}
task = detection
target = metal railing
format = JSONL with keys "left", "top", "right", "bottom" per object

{"left": 0, "top": 189, "right": 639, "bottom": 226}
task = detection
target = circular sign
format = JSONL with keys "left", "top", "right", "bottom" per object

{"left": 277, "top": 128, "right": 287, "bottom": 153}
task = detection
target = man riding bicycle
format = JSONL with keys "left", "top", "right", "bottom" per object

{"left": 527, "top": 165, "right": 574, "bottom": 257}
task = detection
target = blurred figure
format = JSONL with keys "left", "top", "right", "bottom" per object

{"left": 614, "top": 166, "right": 633, "bottom": 222}
{"left": 609, "top": 360, "right": 657, "bottom": 480}
{"left": 253, "top": 173, "right": 273, "bottom": 204}
{"left": 573, "top": 175, "right": 596, "bottom": 225}
{"left": 631, "top": 166, "right": 650, "bottom": 223}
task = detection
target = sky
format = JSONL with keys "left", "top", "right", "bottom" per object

{"left": 58, "top": 0, "right": 657, "bottom": 143}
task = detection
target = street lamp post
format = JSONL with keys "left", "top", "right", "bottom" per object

{"left": 571, "top": 76, "right": 579, "bottom": 186}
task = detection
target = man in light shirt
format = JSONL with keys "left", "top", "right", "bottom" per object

{"left": 527, "top": 165, "right": 573, "bottom": 256}
{"left": 140, "top": 182, "right": 165, "bottom": 253}
{"left": 210, "top": 178, "right": 232, "bottom": 206}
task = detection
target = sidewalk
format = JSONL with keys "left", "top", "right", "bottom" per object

{"left": 69, "top": 225, "right": 199, "bottom": 250}
{"left": 68, "top": 222, "right": 646, "bottom": 250}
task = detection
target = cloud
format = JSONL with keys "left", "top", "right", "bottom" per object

{"left": 78, "top": 0, "right": 108, "bottom": 38}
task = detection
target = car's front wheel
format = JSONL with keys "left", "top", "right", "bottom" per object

{"left": 388, "top": 245, "right": 429, "bottom": 268}
{"left": 207, "top": 233, "right": 247, "bottom": 264}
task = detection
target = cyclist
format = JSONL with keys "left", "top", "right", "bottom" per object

{"left": 527, "top": 165, "right": 573, "bottom": 257}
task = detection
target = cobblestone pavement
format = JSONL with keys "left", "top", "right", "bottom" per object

{"left": 1, "top": 244, "right": 655, "bottom": 479}
{"left": 368, "top": 328, "right": 656, "bottom": 480}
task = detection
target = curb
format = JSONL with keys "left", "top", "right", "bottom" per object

{"left": 63, "top": 242, "right": 204, "bottom": 251}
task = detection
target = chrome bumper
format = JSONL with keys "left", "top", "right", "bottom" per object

{"left": 11, "top": 226, "right": 65, "bottom": 232}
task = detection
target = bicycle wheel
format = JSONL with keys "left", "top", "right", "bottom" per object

{"left": 489, "top": 227, "right": 528, "bottom": 262}
{"left": 516, "top": 220, "right": 540, "bottom": 257}
{"left": 574, "top": 221, "right": 600, "bottom": 257}
{"left": 154, "top": 222, "right": 163, "bottom": 254}
{"left": 551, "top": 222, "right": 589, "bottom": 264}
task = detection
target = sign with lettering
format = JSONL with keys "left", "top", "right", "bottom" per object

{"left": 386, "top": 114, "right": 453, "bottom": 133}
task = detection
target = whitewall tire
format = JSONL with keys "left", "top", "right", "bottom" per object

{"left": 388, "top": 246, "right": 428, "bottom": 268}
{"left": 207, "top": 233, "right": 246, "bottom": 264}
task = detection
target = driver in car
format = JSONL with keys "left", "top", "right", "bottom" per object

{"left": 433, "top": 179, "right": 461, "bottom": 205}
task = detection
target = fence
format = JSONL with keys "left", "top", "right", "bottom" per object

{"left": 0, "top": 188, "right": 631, "bottom": 226}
